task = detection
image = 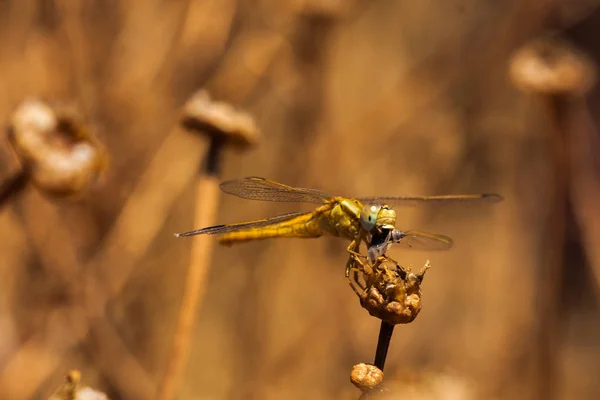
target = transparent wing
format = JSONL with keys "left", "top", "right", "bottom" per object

{"left": 395, "top": 230, "right": 454, "bottom": 251}
{"left": 175, "top": 211, "right": 307, "bottom": 237}
{"left": 357, "top": 193, "right": 503, "bottom": 207}
{"left": 219, "top": 177, "right": 333, "bottom": 204}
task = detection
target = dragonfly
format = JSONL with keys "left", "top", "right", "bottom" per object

{"left": 175, "top": 177, "right": 503, "bottom": 263}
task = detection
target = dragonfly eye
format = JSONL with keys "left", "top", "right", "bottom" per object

{"left": 360, "top": 204, "right": 381, "bottom": 232}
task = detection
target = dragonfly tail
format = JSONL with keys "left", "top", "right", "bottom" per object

{"left": 218, "top": 214, "right": 322, "bottom": 245}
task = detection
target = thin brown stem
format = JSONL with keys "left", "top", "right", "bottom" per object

{"left": 157, "top": 174, "right": 221, "bottom": 400}
{"left": 534, "top": 96, "right": 569, "bottom": 400}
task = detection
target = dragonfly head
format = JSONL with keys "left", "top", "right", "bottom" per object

{"left": 360, "top": 204, "right": 396, "bottom": 233}
{"left": 377, "top": 206, "right": 396, "bottom": 230}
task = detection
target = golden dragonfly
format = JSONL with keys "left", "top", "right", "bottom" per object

{"left": 175, "top": 177, "right": 503, "bottom": 262}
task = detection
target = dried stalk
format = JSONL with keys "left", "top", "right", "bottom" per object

{"left": 158, "top": 91, "right": 259, "bottom": 400}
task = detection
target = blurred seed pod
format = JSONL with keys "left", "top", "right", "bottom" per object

{"left": 7, "top": 98, "right": 107, "bottom": 198}
{"left": 181, "top": 90, "right": 260, "bottom": 150}
{"left": 351, "top": 363, "right": 384, "bottom": 392}
{"left": 350, "top": 363, "right": 383, "bottom": 391}
{"left": 356, "top": 258, "right": 430, "bottom": 325}
{"left": 509, "top": 34, "right": 597, "bottom": 95}
{"left": 48, "top": 370, "right": 109, "bottom": 400}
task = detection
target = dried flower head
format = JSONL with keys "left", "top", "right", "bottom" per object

{"left": 509, "top": 35, "right": 597, "bottom": 95}
{"left": 351, "top": 363, "right": 384, "bottom": 392}
{"left": 180, "top": 90, "right": 260, "bottom": 149}
{"left": 48, "top": 370, "right": 109, "bottom": 400}
{"left": 352, "top": 257, "right": 430, "bottom": 325}
{"left": 7, "top": 98, "right": 107, "bottom": 198}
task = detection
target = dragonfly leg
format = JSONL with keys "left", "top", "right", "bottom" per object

{"left": 345, "top": 240, "right": 367, "bottom": 296}
{"left": 345, "top": 254, "right": 363, "bottom": 281}
{"left": 345, "top": 239, "right": 367, "bottom": 278}
{"left": 346, "top": 256, "right": 367, "bottom": 296}
{"left": 344, "top": 240, "right": 358, "bottom": 278}
{"left": 352, "top": 268, "right": 364, "bottom": 296}
{"left": 345, "top": 240, "right": 365, "bottom": 260}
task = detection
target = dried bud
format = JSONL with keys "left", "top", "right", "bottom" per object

{"left": 48, "top": 370, "right": 109, "bottom": 400}
{"left": 8, "top": 99, "right": 107, "bottom": 198}
{"left": 357, "top": 258, "right": 430, "bottom": 325}
{"left": 351, "top": 363, "right": 384, "bottom": 391}
{"left": 509, "top": 35, "right": 596, "bottom": 95}
{"left": 181, "top": 90, "right": 260, "bottom": 149}
{"left": 73, "top": 388, "right": 109, "bottom": 400}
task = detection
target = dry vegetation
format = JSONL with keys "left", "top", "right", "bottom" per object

{"left": 1, "top": 1, "right": 600, "bottom": 399}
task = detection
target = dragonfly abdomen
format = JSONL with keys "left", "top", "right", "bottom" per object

{"left": 219, "top": 212, "right": 324, "bottom": 245}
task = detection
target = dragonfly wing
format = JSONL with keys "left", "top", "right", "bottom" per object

{"left": 357, "top": 193, "right": 503, "bottom": 207}
{"left": 175, "top": 211, "right": 308, "bottom": 237}
{"left": 219, "top": 177, "right": 332, "bottom": 204}
{"left": 394, "top": 229, "right": 454, "bottom": 251}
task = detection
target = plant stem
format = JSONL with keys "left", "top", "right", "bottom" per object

{"left": 373, "top": 321, "right": 395, "bottom": 371}
{"left": 157, "top": 138, "right": 224, "bottom": 400}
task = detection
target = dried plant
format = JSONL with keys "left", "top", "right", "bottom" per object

{"left": 350, "top": 256, "right": 430, "bottom": 325}
{"left": 48, "top": 370, "right": 109, "bottom": 400}
{"left": 509, "top": 34, "right": 596, "bottom": 95}
{"left": 2, "top": 1, "right": 598, "bottom": 399}
{"left": 1, "top": 98, "right": 107, "bottom": 207}
{"left": 158, "top": 90, "right": 260, "bottom": 400}
{"left": 346, "top": 253, "right": 432, "bottom": 398}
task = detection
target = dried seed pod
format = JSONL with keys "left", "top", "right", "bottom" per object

{"left": 7, "top": 98, "right": 107, "bottom": 198}
{"left": 180, "top": 90, "right": 260, "bottom": 150}
{"left": 48, "top": 370, "right": 80, "bottom": 400}
{"left": 509, "top": 35, "right": 597, "bottom": 95}
{"left": 351, "top": 363, "right": 384, "bottom": 392}
{"left": 354, "top": 257, "right": 430, "bottom": 325}
{"left": 48, "top": 370, "right": 109, "bottom": 400}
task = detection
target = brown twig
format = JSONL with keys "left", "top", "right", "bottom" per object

{"left": 158, "top": 90, "right": 260, "bottom": 400}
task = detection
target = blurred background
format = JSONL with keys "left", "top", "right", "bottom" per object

{"left": 1, "top": 1, "right": 600, "bottom": 399}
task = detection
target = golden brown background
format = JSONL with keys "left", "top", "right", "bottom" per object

{"left": 1, "top": 1, "right": 600, "bottom": 399}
